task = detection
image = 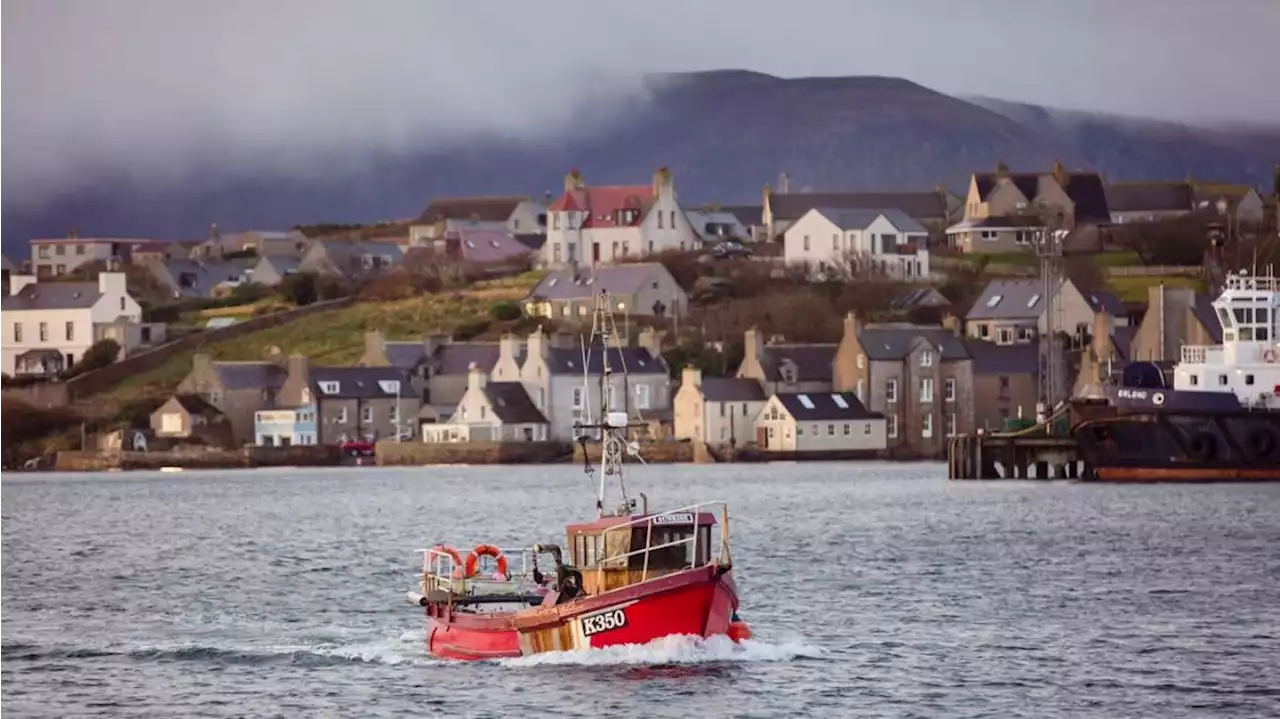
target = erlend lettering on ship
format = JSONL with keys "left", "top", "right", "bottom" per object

{"left": 1116, "top": 388, "right": 1148, "bottom": 401}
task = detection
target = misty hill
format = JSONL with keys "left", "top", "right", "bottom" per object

{"left": 4, "top": 69, "right": 1278, "bottom": 256}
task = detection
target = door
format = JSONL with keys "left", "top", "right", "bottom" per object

{"left": 592, "top": 242, "right": 601, "bottom": 263}
{"left": 756, "top": 426, "right": 768, "bottom": 448}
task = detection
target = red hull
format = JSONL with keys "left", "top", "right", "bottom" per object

{"left": 426, "top": 564, "right": 739, "bottom": 660}
{"left": 1094, "top": 467, "right": 1280, "bottom": 483}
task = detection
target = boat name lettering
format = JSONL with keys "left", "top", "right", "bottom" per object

{"left": 651, "top": 513, "right": 694, "bottom": 525}
{"left": 1117, "top": 389, "right": 1149, "bottom": 401}
{"left": 581, "top": 608, "right": 628, "bottom": 637}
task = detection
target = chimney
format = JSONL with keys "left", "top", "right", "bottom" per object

{"left": 284, "top": 353, "right": 312, "bottom": 402}
{"left": 682, "top": 365, "right": 702, "bottom": 390}
{"left": 652, "top": 166, "right": 673, "bottom": 198}
{"left": 527, "top": 326, "right": 549, "bottom": 360}
{"left": 743, "top": 327, "right": 764, "bottom": 368}
{"left": 467, "top": 361, "right": 487, "bottom": 393}
{"left": 9, "top": 274, "right": 36, "bottom": 296}
{"left": 638, "top": 327, "right": 665, "bottom": 358}
{"left": 1092, "top": 309, "right": 1113, "bottom": 361}
{"left": 842, "top": 312, "right": 862, "bottom": 342}
{"left": 1052, "top": 159, "right": 1067, "bottom": 186}
{"left": 564, "top": 168, "right": 584, "bottom": 193}
{"left": 362, "top": 330, "right": 389, "bottom": 367}
{"left": 97, "top": 271, "right": 127, "bottom": 297}
{"left": 995, "top": 161, "right": 1010, "bottom": 176}
{"left": 941, "top": 313, "right": 962, "bottom": 337}
{"left": 192, "top": 353, "right": 214, "bottom": 377}
{"left": 498, "top": 332, "right": 523, "bottom": 365}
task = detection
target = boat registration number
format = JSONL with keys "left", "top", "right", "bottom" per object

{"left": 580, "top": 608, "right": 628, "bottom": 637}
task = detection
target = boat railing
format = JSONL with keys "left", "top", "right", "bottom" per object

{"left": 591, "top": 501, "right": 732, "bottom": 585}
{"left": 1180, "top": 345, "right": 1221, "bottom": 365}
{"left": 418, "top": 545, "right": 538, "bottom": 598}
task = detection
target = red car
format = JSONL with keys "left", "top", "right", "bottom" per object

{"left": 340, "top": 441, "right": 375, "bottom": 457}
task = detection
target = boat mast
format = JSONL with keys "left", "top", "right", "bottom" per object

{"left": 576, "top": 289, "right": 636, "bottom": 517}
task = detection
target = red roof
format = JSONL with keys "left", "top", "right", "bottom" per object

{"left": 548, "top": 184, "right": 653, "bottom": 229}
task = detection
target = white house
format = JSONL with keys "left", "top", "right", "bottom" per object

{"left": 783, "top": 208, "right": 930, "bottom": 280}
{"left": 673, "top": 367, "right": 767, "bottom": 445}
{"left": 753, "top": 391, "right": 887, "bottom": 452}
{"left": 29, "top": 237, "right": 151, "bottom": 278}
{"left": 1, "top": 272, "right": 149, "bottom": 376}
{"left": 420, "top": 363, "right": 551, "bottom": 443}
{"left": 542, "top": 168, "right": 699, "bottom": 269}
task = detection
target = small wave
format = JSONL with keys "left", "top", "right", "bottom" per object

{"left": 497, "top": 634, "right": 826, "bottom": 668}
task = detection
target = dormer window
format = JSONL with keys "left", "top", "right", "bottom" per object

{"left": 319, "top": 381, "right": 340, "bottom": 394}
{"left": 921, "top": 350, "right": 933, "bottom": 367}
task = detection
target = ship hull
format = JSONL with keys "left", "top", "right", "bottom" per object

{"left": 425, "top": 564, "right": 739, "bottom": 661}
{"left": 1074, "top": 408, "right": 1280, "bottom": 483}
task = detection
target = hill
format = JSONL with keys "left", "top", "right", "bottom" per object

{"left": 4, "top": 70, "right": 1278, "bottom": 255}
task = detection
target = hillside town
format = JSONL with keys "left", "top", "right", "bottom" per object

{"left": 3, "top": 163, "right": 1278, "bottom": 468}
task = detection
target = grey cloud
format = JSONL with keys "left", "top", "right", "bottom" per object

{"left": 3, "top": 0, "right": 1277, "bottom": 207}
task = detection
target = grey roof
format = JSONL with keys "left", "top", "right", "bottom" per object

{"left": 776, "top": 392, "right": 881, "bottom": 421}
{"left": 700, "top": 377, "right": 767, "bottom": 402}
{"left": 456, "top": 229, "right": 535, "bottom": 263}
{"left": 769, "top": 192, "right": 947, "bottom": 222}
{"left": 945, "top": 215, "right": 1045, "bottom": 233}
{"left": 529, "top": 263, "right": 673, "bottom": 301}
{"left": 1085, "top": 290, "right": 1126, "bottom": 318}
{"left": 808, "top": 207, "right": 928, "bottom": 233}
{"left": 434, "top": 345, "right": 502, "bottom": 376}
{"left": 684, "top": 210, "right": 750, "bottom": 240}
{"left": 890, "top": 287, "right": 952, "bottom": 309}
{"left": 513, "top": 233, "right": 547, "bottom": 251}
{"left": 311, "top": 367, "right": 412, "bottom": 399}
{"left": 385, "top": 341, "right": 429, "bottom": 369}
{"left": 1106, "top": 183, "right": 1193, "bottom": 213}
{"left": 212, "top": 362, "right": 288, "bottom": 390}
{"left": 962, "top": 340, "right": 1039, "bottom": 375}
{"left": 758, "top": 344, "right": 837, "bottom": 383}
{"left": 319, "top": 240, "right": 404, "bottom": 270}
{"left": 859, "top": 327, "right": 969, "bottom": 361}
{"left": 417, "top": 196, "right": 527, "bottom": 224}
{"left": 1190, "top": 293, "right": 1224, "bottom": 343}
{"left": 718, "top": 205, "right": 763, "bottom": 228}
{"left": 261, "top": 256, "right": 301, "bottom": 273}
{"left": 2, "top": 282, "right": 101, "bottom": 310}
{"left": 545, "top": 347, "right": 666, "bottom": 376}
{"left": 966, "top": 279, "right": 1063, "bottom": 321}
{"left": 171, "top": 393, "right": 225, "bottom": 416}
{"left": 483, "top": 382, "right": 549, "bottom": 424}
{"left": 1, "top": 255, "right": 13, "bottom": 272}
{"left": 161, "top": 259, "right": 247, "bottom": 298}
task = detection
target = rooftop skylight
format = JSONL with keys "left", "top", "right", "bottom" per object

{"left": 797, "top": 394, "right": 815, "bottom": 409}
{"left": 831, "top": 394, "right": 849, "bottom": 409}
{"left": 986, "top": 294, "right": 1003, "bottom": 308}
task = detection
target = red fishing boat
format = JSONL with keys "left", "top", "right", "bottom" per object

{"left": 406, "top": 291, "right": 750, "bottom": 660}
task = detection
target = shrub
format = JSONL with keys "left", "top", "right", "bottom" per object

{"left": 280, "top": 273, "right": 318, "bottom": 306}
{"left": 65, "top": 339, "right": 121, "bottom": 377}
{"left": 453, "top": 319, "right": 492, "bottom": 341}
{"left": 359, "top": 270, "right": 417, "bottom": 301}
{"left": 489, "top": 301, "right": 522, "bottom": 322}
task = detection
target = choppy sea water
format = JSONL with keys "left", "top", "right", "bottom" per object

{"left": 3, "top": 463, "right": 1279, "bottom": 718}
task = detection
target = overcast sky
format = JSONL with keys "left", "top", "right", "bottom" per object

{"left": 4, "top": 0, "right": 1278, "bottom": 206}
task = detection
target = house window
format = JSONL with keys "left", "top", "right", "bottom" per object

{"left": 719, "top": 401, "right": 726, "bottom": 417}
{"left": 856, "top": 379, "right": 865, "bottom": 401}
{"left": 998, "top": 376, "right": 1010, "bottom": 399}
{"left": 56, "top": 264, "right": 66, "bottom": 275}
{"left": 55, "top": 245, "right": 66, "bottom": 256}
{"left": 337, "top": 407, "right": 348, "bottom": 423}
{"left": 669, "top": 210, "right": 675, "bottom": 227}
{"left": 827, "top": 424, "right": 835, "bottom": 436}
{"left": 946, "top": 413, "right": 956, "bottom": 437}
{"left": 979, "top": 324, "right": 990, "bottom": 339}
{"left": 480, "top": 405, "right": 486, "bottom": 420}
{"left": 921, "top": 350, "right": 933, "bottom": 367}
{"left": 161, "top": 413, "right": 182, "bottom": 433}
{"left": 833, "top": 234, "right": 839, "bottom": 250}
{"left": 65, "top": 321, "right": 74, "bottom": 341}
{"left": 1189, "top": 375, "right": 1199, "bottom": 386}
{"left": 796, "top": 425, "right": 803, "bottom": 436}
{"left": 997, "top": 328, "right": 1014, "bottom": 345}
{"left": 658, "top": 212, "right": 664, "bottom": 229}
{"left": 843, "top": 423, "right": 851, "bottom": 436}
{"left": 38, "top": 245, "right": 50, "bottom": 258}
{"left": 1245, "top": 374, "right": 1255, "bottom": 386}
{"left": 553, "top": 214, "right": 560, "bottom": 230}
{"left": 76, "top": 244, "right": 86, "bottom": 255}
{"left": 319, "top": 381, "right": 340, "bottom": 394}
{"left": 572, "top": 388, "right": 583, "bottom": 408}
{"left": 39, "top": 322, "right": 48, "bottom": 342}
{"left": 803, "top": 235, "right": 810, "bottom": 251}
{"left": 864, "top": 423, "right": 872, "bottom": 435}
{"left": 1218, "top": 374, "right": 1228, "bottom": 386}
{"left": 13, "top": 323, "right": 22, "bottom": 342}
{"left": 887, "top": 414, "right": 898, "bottom": 438}
{"left": 921, "top": 378, "right": 934, "bottom": 402}
{"left": 390, "top": 403, "right": 400, "bottom": 423}
{"left": 120, "top": 297, "right": 126, "bottom": 311}
{"left": 945, "top": 378, "right": 955, "bottom": 402}
{"left": 886, "top": 379, "right": 898, "bottom": 403}
{"left": 554, "top": 244, "right": 562, "bottom": 263}
{"left": 922, "top": 413, "right": 933, "bottom": 438}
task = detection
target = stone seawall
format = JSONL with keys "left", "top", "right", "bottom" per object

{"left": 376, "top": 441, "right": 574, "bottom": 466}
{"left": 572, "top": 440, "right": 697, "bottom": 464}
{"left": 55, "top": 445, "right": 341, "bottom": 471}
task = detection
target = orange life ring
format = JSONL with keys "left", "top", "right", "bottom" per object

{"left": 465, "top": 544, "right": 509, "bottom": 578}
{"left": 429, "top": 544, "right": 465, "bottom": 578}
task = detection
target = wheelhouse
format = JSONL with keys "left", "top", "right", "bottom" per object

{"left": 563, "top": 507, "right": 726, "bottom": 594}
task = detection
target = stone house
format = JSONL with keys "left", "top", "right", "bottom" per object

{"left": 946, "top": 162, "right": 1111, "bottom": 253}
{"left": 964, "top": 278, "right": 1095, "bottom": 345}
{"left": 542, "top": 168, "right": 700, "bottom": 269}
{"left": 249, "top": 256, "right": 301, "bottom": 286}
{"left": 190, "top": 228, "right": 310, "bottom": 260}
{"left": 298, "top": 240, "right": 404, "bottom": 281}
{"left": 253, "top": 354, "right": 418, "bottom": 445}
{"left": 762, "top": 184, "right": 960, "bottom": 241}
{"left": 753, "top": 392, "right": 886, "bottom": 451}
{"left": 29, "top": 236, "right": 149, "bottom": 277}
{"left": 1106, "top": 182, "right": 1197, "bottom": 224}
{"left": 782, "top": 208, "right": 930, "bottom": 280}
{"left": 524, "top": 262, "right": 688, "bottom": 320}
{"left": 1125, "top": 286, "right": 1223, "bottom": 363}
{"left": 358, "top": 330, "right": 511, "bottom": 419}
{"left": 961, "top": 340, "right": 1041, "bottom": 431}
{"left": 421, "top": 365, "right": 550, "bottom": 443}
{"left": 408, "top": 196, "right": 546, "bottom": 245}
{"left": 176, "top": 354, "right": 288, "bottom": 445}
{"left": 150, "top": 394, "right": 232, "bottom": 445}
{"left": 673, "top": 368, "right": 767, "bottom": 445}
{"left": 832, "top": 313, "right": 974, "bottom": 457}
{"left": 146, "top": 259, "right": 250, "bottom": 299}
{"left": 515, "top": 326, "right": 670, "bottom": 440}
{"left": 736, "top": 328, "right": 837, "bottom": 397}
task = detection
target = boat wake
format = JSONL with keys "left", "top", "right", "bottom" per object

{"left": 497, "top": 633, "right": 826, "bottom": 668}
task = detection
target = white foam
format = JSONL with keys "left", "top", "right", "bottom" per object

{"left": 497, "top": 633, "right": 826, "bottom": 667}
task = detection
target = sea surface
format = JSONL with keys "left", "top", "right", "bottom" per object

{"left": 3, "top": 464, "right": 1279, "bottom": 718}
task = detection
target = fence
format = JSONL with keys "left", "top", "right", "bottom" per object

{"left": 61, "top": 296, "right": 356, "bottom": 401}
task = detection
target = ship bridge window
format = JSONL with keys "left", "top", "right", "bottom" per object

{"left": 1217, "top": 308, "right": 1232, "bottom": 328}
{"left": 627, "top": 524, "right": 711, "bottom": 570}
{"left": 1233, "top": 307, "right": 1253, "bottom": 324}
{"left": 1246, "top": 374, "right": 1255, "bottom": 386}
{"left": 1219, "top": 374, "right": 1229, "bottom": 386}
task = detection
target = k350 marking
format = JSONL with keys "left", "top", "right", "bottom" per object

{"left": 580, "top": 608, "right": 628, "bottom": 637}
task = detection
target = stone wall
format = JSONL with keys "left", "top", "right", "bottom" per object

{"left": 62, "top": 296, "right": 356, "bottom": 401}
{"left": 572, "top": 439, "right": 697, "bottom": 464}
{"left": 55, "top": 444, "right": 341, "bottom": 471}
{"left": 376, "top": 440, "right": 573, "bottom": 466}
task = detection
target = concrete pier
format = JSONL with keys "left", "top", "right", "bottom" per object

{"left": 947, "top": 434, "right": 1084, "bottom": 480}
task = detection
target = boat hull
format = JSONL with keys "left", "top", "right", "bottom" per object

{"left": 1074, "top": 409, "right": 1280, "bottom": 483}
{"left": 425, "top": 563, "right": 739, "bottom": 660}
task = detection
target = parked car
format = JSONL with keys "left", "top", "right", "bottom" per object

{"left": 710, "top": 240, "right": 753, "bottom": 259}
{"left": 340, "top": 440, "right": 375, "bottom": 457}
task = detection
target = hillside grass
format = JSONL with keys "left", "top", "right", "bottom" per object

{"left": 1107, "top": 275, "right": 1205, "bottom": 303}
{"left": 102, "top": 285, "right": 531, "bottom": 402}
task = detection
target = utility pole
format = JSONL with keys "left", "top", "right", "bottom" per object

{"left": 1037, "top": 211, "right": 1068, "bottom": 423}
